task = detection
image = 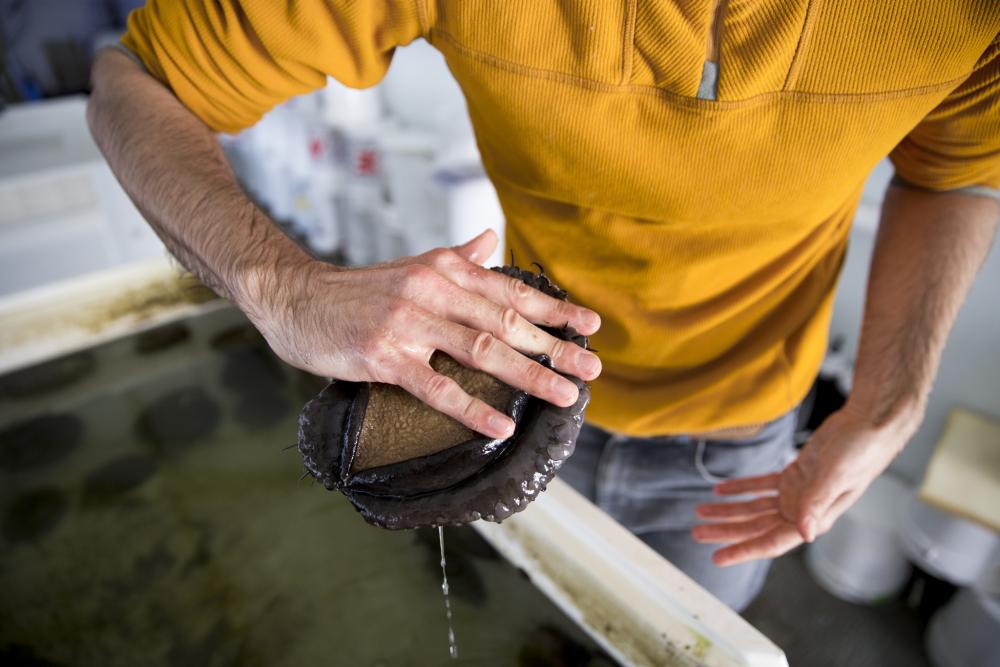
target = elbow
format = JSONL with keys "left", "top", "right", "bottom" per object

{"left": 85, "top": 88, "right": 100, "bottom": 140}
{"left": 86, "top": 50, "right": 113, "bottom": 137}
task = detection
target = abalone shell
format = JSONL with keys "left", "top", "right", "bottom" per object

{"left": 297, "top": 265, "right": 592, "bottom": 529}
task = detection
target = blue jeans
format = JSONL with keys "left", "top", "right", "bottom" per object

{"left": 559, "top": 410, "right": 798, "bottom": 612}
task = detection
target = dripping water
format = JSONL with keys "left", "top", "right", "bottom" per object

{"left": 438, "top": 525, "right": 458, "bottom": 659}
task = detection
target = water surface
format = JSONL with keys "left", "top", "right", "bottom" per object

{"left": 0, "top": 308, "right": 612, "bottom": 666}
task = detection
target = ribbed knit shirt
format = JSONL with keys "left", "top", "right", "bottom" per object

{"left": 123, "top": 1, "right": 1000, "bottom": 436}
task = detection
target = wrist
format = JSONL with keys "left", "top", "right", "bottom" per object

{"left": 842, "top": 392, "right": 924, "bottom": 444}
{"left": 229, "top": 211, "right": 328, "bottom": 323}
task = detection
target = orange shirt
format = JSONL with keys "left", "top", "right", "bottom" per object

{"left": 123, "top": 1, "right": 1000, "bottom": 435}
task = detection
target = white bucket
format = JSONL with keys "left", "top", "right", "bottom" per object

{"left": 926, "top": 588, "right": 1000, "bottom": 667}
{"left": 805, "top": 474, "right": 913, "bottom": 604}
{"left": 898, "top": 494, "right": 1000, "bottom": 586}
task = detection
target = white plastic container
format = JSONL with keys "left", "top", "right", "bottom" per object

{"left": 805, "top": 474, "right": 912, "bottom": 604}
{"left": 0, "top": 97, "right": 166, "bottom": 297}
{"left": 926, "top": 588, "right": 1000, "bottom": 667}
{"left": 380, "top": 126, "right": 446, "bottom": 258}
{"left": 898, "top": 493, "right": 1000, "bottom": 586}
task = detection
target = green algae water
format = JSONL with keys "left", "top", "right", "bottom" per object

{"left": 0, "top": 307, "right": 614, "bottom": 667}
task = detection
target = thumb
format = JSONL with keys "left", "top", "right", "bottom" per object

{"left": 796, "top": 479, "right": 840, "bottom": 542}
{"left": 452, "top": 229, "right": 499, "bottom": 265}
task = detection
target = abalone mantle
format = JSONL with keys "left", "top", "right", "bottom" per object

{"left": 297, "top": 265, "right": 592, "bottom": 530}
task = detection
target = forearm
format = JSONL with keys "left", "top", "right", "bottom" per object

{"left": 847, "top": 182, "right": 999, "bottom": 437}
{"left": 86, "top": 48, "right": 314, "bottom": 316}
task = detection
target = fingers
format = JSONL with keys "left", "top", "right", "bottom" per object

{"left": 691, "top": 514, "right": 783, "bottom": 545}
{"left": 416, "top": 312, "right": 581, "bottom": 408}
{"left": 447, "top": 291, "right": 600, "bottom": 382}
{"left": 461, "top": 263, "right": 602, "bottom": 336}
{"left": 794, "top": 476, "right": 845, "bottom": 542}
{"left": 695, "top": 496, "right": 779, "bottom": 522}
{"left": 710, "top": 523, "right": 804, "bottom": 567}
{"left": 713, "top": 473, "right": 781, "bottom": 496}
{"left": 391, "top": 356, "right": 515, "bottom": 440}
{"left": 451, "top": 229, "right": 499, "bottom": 265}
{"left": 815, "top": 489, "right": 860, "bottom": 536}
{"left": 419, "top": 245, "right": 602, "bottom": 337}
{"left": 396, "top": 263, "right": 601, "bottom": 382}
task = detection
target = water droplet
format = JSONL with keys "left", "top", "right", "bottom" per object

{"left": 438, "top": 526, "right": 458, "bottom": 660}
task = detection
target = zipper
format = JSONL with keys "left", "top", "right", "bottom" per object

{"left": 697, "top": 0, "right": 727, "bottom": 100}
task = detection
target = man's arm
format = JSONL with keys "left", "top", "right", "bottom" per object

{"left": 87, "top": 49, "right": 309, "bottom": 309}
{"left": 693, "top": 183, "right": 998, "bottom": 566}
{"left": 848, "top": 182, "right": 998, "bottom": 431}
{"left": 87, "top": 48, "right": 602, "bottom": 440}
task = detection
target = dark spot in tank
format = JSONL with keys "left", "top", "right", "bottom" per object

{"left": 0, "top": 351, "right": 95, "bottom": 399}
{"left": 234, "top": 389, "right": 292, "bottom": 429}
{"left": 181, "top": 534, "right": 212, "bottom": 576}
{"left": 3, "top": 487, "right": 68, "bottom": 543}
{"left": 221, "top": 347, "right": 287, "bottom": 391}
{"left": 82, "top": 455, "right": 158, "bottom": 505}
{"left": 414, "top": 528, "right": 487, "bottom": 606}
{"left": 209, "top": 323, "right": 265, "bottom": 352}
{"left": 0, "top": 413, "right": 82, "bottom": 472}
{"left": 133, "top": 540, "right": 177, "bottom": 578}
{"left": 517, "top": 625, "right": 595, "bottom": 667}
{"left": 136, "top": 386, "right": 220, "bottom": 452}
{"left": 0, "top": 643, "right": 68, "bottom": 666}
{"left": 133, "top": 323, "right": 192, "bottom": 355}
{"left": 166, "top": 619, "right": 239, "bottom": 667}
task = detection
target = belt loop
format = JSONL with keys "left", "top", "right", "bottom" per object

{"left": 694, "top": 438, "right": 726, "bottom": 484}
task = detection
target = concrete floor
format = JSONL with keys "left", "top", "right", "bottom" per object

{"left": 743, "top": 549, "right": 932, "bottom": 667}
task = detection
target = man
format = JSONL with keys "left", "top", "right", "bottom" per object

{"left": 88, "top": 1, "right": 999, "bottom": 611}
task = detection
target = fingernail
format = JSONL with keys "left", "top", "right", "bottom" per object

{"left": 583, "top": 312, "right": 601, "bottom": 332}
{"left": 803, "top": 518, "right": 817, "bottom": 542}
{"left": 489, "top": 414, "right": 515, "bottom": 438}
{"left": 555, "top": 378, "right": 579, "bottom": 405}
{"left": 580, "top": 353, "right": 601, "bottom": 378}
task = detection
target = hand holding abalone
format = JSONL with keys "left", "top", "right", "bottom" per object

{"left": 296, "top": 265, "right": 591, "bottom": 529}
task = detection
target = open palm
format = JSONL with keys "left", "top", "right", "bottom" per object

{"left": 691, "top": 406, "right": 910, "bottom": 566}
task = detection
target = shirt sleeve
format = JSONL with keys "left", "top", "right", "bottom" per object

{"left": 121, "top": 0, "right": 426, "bottom": 134}
{"left": 890, "top": 36, "right": 1000, "bottom": 191}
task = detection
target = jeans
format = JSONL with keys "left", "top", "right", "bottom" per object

{"left": 559, "top": 409, "right": 798, "bottom": 612}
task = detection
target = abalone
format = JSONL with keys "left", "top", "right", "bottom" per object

{"left": 297, "top": 265, "right": 592, "bottom": 529}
